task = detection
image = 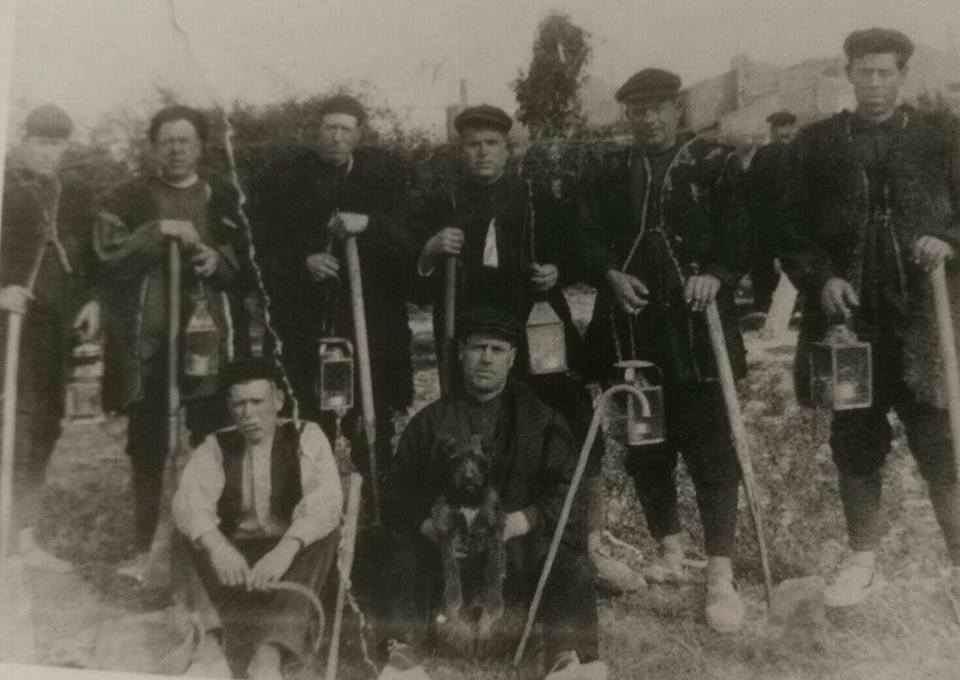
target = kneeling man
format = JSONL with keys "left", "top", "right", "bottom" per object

{"left": 382, "top": 307, "right": 606, "bottom": 680}
{"left": 173, "top": 358, "right": 343, "bottom": 679}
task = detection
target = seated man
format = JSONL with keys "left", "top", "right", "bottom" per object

{"left": 172, "top": 357, "right": 343, "bottom": 680}
{"left": 381, "top": 306, "right": 606, "bottom": 680}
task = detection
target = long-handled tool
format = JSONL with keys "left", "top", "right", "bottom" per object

{"left": 514, "top": 384, "right": 650, "bottom": 666}
{"left": 344, "top": 235, "right": 380, "bottom": 525}
{"left": 931, "top": 262, "right": 960, "bottom": 467}
{"left": 440, "top": 256, "right": 457, "bottom": 397}
{"left": 705, "top": 301, "right": 773, "bottom": 604}
{"left": 325, "top": 471, "right": 363, "bottom": 680}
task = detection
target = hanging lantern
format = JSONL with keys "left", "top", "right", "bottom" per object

{"left": 525, "top": 301, "right": 567, "bottom": 375}
{"left": 64, "top": 342, "right": 104, "bottom": 422}
{"left": 616, "top": 360, "right": 666, "bottom": 446}
{"left": 183, "top": 295, "right": 220, "bottom": 377}
{"left": 809, "top": 325, "right": 872, "bottom": 410}
{"left": 316, "top": 337, "right": 354, "bottom": 411}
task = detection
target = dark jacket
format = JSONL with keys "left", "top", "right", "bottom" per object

{"left": 415, "top": 175, "right": 585, "bottom": 373}
{"left": 94, "top": 174, "right": 248, "bottom": 409}
{"left": 577, "top": 135, "right": 752, "bottom": 385}
{"left": 746, "top": 141, "right": 792, "bottom": 255}
{"left": 248, "top": 148, "right": 417, "bottom": 412}
{"left": 777, "top": 107, "right": 960, "bottom": 404}
{"left": 383, "top": 378, "right": 578, "bottom": 555}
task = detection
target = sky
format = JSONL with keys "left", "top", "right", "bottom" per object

{"left": 6, "top": 0, "right": 960, "bottom": 139}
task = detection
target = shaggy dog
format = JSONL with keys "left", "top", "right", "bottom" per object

{"left": 430, "top": 435, "right": 506, "bottom": 658}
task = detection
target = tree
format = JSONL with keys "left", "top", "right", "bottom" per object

{"left": 512, "top": 12, "right": 591, "bottom": 141}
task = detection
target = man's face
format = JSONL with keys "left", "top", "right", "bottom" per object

{"left": 771, "top": 123, "right": 797, "bottom": 144}
{"left": 226, "top": 379, "right": 285, "bottom": 445}
{"left": 625, "top": 97, "right": 681, "bottom": 152}
{"left": 459, "top": 333, "right": 515, "bottom": 396}
{"left": 154, "top": 119, "right": 203, "bottom": 182}
{"left": 460, "top": 128, "right": 510, "bottom": 182}
{"left": 847, "top": 52, "right": 906, "bottom": 118}
{"left": 20, "top": 136, "right": 68, "bottom": 178}
{"left": 318, "top": 113, "right": 361, "bottom": 165}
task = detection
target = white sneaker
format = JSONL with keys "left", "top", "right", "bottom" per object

{"left": 824, "top": 553, "right": 883, "bottom": 608}
{"left": 19, "top": 527, "right": 72, "bottom": 573}
{"left": 544, "top": 651, "right": 609, "bottom": 680}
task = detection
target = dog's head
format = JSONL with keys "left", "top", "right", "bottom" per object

{"left": 439, "top": 435, "right": 491, "bottom": 508}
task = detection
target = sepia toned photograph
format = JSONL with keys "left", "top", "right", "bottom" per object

{"left": 1, "top": 1, "right": 960, "bottom": 678}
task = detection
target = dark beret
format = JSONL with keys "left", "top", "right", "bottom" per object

{"left": 220, "top": 357, "right": 283, "bottom": 394}
{"left": 616, "top": 69, "right": 682, "bottom": 103}
{"left": 456, "top": 306, "right": 521, "bottom": 344}
{"left": 454, "top": 105, "right": 512, "bottom": 135}
{"left": 318, "top": 94, "right": 367, "bottom": 124}
{"left": 25, "top": 104, "right": 73, "bottom": 139}
{"left": 843, "top": 28, "right": 914, "bottom": 64}
{"left": 766, "top": 110, "right": 797, "bottom": 126}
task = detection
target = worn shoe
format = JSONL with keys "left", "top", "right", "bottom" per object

{"left": 184, "top": 631, "right": 231, "bottom": 678}
{"left": 824, "top": 552, "right": 883, "bottom": 608}
{"left": 19, "top": 527, "right": 72, "bottom": 573}
{"left": 246, "top": 643, "right": 284, "bottom": 680}
{"left": 544, "top": 651, "right": 609, "bottom": 680}
{"left": 642, "top": 532, "right": 690, "bottom": 584}
{"left": 590, "top": 547, "right": 646, "bottom": 595}
{"left": 704, "top": 557, "right": 744, "bottom": 633}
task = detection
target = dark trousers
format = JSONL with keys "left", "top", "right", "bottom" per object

{"left": 381, "top": 533, "right": 599, "bottom": 665}
{"left": 189, "top": 530, "right": 340, "bottom": 676}
{"left": 829, "top": 335, "right": 959, "bottom": 556}
{"left": 624, "top": 381, "right": 741, "bottom": 557}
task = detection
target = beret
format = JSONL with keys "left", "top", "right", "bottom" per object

{"left": 319, "top": 94, "right": 367, "bottom": 124}
{"left": 220, "top": 356, "right": 283, "bottom": 393}
{"left": 766, "top": 110, "right": 797, "bottom": 126}
{"left": 843, "top": 28, "right": 914, "bottom": 63}
{"left": 456, "top": 306, "right": 521, "bottom": 344}
{"left": 616, "top": 69, "right": 682, "bottom": 103}
{"left": 454, "top": 105, "right": 512, "bottom": 135}
{"left": 25, "top": 104, "right": 73, "bottom": 139}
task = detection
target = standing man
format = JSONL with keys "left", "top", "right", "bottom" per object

{"left": 578, "top": 69, "right": 753, "bottom": 632}
{"left": 778, "top": 28, "right": 960, "bottom": 607}
{"left": 172, "top": 358, "right": 342, "bottom": 680}
{"left": 415, "top": 105, "right": 644, "bottom": 594}
{"left": 746, "top": 110, "right": 797, "bottom": 313}
{"left": 95, "top": 105, "right": 250, "bottom": 579}
{"left": 248, "top": 94, "right": 417, "bottom": 476}
{"left": 381, "top": 307, "right": 607, "bottom": 680}
{"left": 0, "top": 105, "right": 99, "bottom": 572}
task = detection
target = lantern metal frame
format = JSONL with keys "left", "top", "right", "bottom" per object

{"left": 809, "top": 329, "right": 873, "bottom": 411}
{"left": 525, "top": 300, "right": 568, "bottom": 375}
{"left": 614, "top": 359, "right": 665, "bottom": 446}
{"left": 64, "top": 341, "right": 105, "bottom": 423}
{"left": 316, "top": 337, "right": 355, "bottom": 412}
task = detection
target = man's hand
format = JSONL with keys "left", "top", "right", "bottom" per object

{"left": 504, "top": 512, "right": 530, "bottom": 541}
{"left": 606, "top": 270, "right": 649, "bottom": 315}
{"left": 424, "top": 227, "right": 465, "bottom": 259}
{"left": 821, "top": 277, "right": 860, "bottom": 318}
{"left": 327, "top": 212, "right": 369, "bottom": 240}
{"left": 200, "top": 532, "right": 252, "bottom": 589}
{"left": 73, "top": 300, "right": 101, "bottom": 341}
{"left": 684, "top": 274, "right": 721, "bottom": 312}
{"left": 190, "top": 243, "right": 220, "bottom": 279}
{"left": 914, "top": 236, "right": 955, "bottom": 271}
{"left": 306, "top": 253, "right": 341, "bottom": 282}
{"left": 159, "top": 219, "right": 200, "bottom": 248}
{"left": 0, "top": 285, "right": 33, "bottom": 315}
{"left": 530, "top": 263, "right": 559, "bottom": 292}
{"left": 250, "top": 537, "right": 300, "bottom": 591}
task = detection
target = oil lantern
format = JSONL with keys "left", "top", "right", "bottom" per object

{"left": 809, "top": 325, "right": 872, "bottom": 410}
{"left": 64, "top": 342, "right": 104, "bottom": 422}
{"left": 616, "top": 360, "right": 666, "bottom": 446}
{"left": 183, "top": 294, "right": 220, "bottom": 377}
{"left": 316, "top": 337, "right": 354, "bottom": 412}
{"left": 525, "top": 300, "right": 567, "bottom": 375}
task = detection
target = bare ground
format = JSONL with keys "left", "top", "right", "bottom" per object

{"left": 8, "top": 290, "right": 960, "bottom": 679}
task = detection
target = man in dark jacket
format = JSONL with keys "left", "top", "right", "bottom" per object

{"left": 578, "top": 68, "right": 753, "bottom": 632}
{"left": 746, "top": 110, "right": 797, "bottom": 312}
{"left": 247, "top": 94, "right": 417, "bottom": 477}
{"left": 778, "top": 28, "right": 960, "bottom": 607}
{"left": 0, "top": 105, "right": 99, "bottom": 572}
{"left": 380, "top": 307, "right": 605, "bottom": 680}
{"left": 95, "top": 105, "right": 250, "bottom": 579}
{"left": 414, "top": 105, "right": 642, "bottom": 594}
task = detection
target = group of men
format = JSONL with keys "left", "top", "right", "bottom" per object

{"left": 3, "top": 24, "right": 960, "bottom": 680}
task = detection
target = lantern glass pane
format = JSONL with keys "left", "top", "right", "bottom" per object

{"left": 626, "top": 386, "right": 666, "bottom": 446}
{"left": 319, "top": 358, "right": 354, "bottom": 411}
{"left": 526, "top": 323, "right": 567, "bottom": 375}
{"left": 834, "top": 344, "right": 872, "bottom": 410}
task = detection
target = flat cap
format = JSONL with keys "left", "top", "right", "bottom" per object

{"left": 616, "top": 69, "right": 682, "bottom": 103}
{"left": 766, "top": 110, "right": 797, "bottom": 126}
{"left": 843, "top": 28, "right": 914, "bottom": 63}
{"left": 220, "top": 356, "right": 283, "bottom": 393}
{"left": 318, "top": 94, "right": 367, "bottom": 124}
{"left": 454, "top": 105, "right": 512, "bottom": 135}
{"left": 25, "top": 104, "right": 73, "bottom": 139}
{"left": 456, "top": 306, "right": 521, "bottom": 344}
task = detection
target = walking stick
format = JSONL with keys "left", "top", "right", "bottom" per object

{"left": 325, "top": 471, "right": 363, "bottom": 680}
{"left": 705, "top": 301, "right": 773, "bottom": 605}
{"left": 440, "top": 256, "right": 457, "bottom": 397}
{"left": 514, "top": 384, "right": 649, "bottom": 666}
{"left": 930, "top": 262, "right": 960, "bottom": 468}
{"left": 344, "top": 236, "right": 380, "bottom": 525}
